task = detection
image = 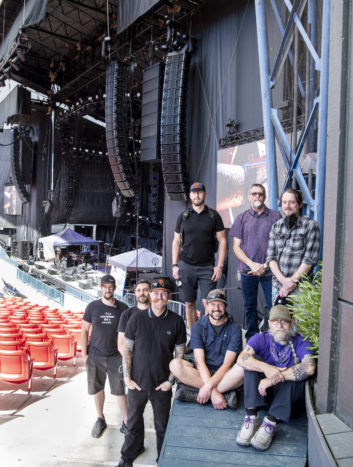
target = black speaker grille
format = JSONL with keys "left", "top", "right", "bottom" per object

{"left": 105, "top": 60, "right": 136, "bottom": 198}
{"left": 160, "top": 50, "right": 190, "bottom": 201}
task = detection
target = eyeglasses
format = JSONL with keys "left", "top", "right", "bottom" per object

{"left": 270, "top": 319, "right": 290, "bottom": 326}
{"left": 151, "top": 290, "right": 169, "bottom": 297}
{"left": 250, "top": 192, "right": 265, "bottom": 197}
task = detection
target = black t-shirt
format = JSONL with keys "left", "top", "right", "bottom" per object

{"left": 83, "top": 298, "right": 128, "bottom": 356}
{"left": 125, "top": 308, "right": 187, "bottom": 390}
{"left": 175, "top": 205, "right": 225, "bottom": 266}
{"left": 118, "top": 306, "right": 140, "bottom": 333}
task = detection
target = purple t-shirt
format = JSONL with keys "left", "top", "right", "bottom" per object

{"left": 229, "top": 207, "right": 281, "bottom": 274}
{"left": 247, "top": 331, "right": 314, "bottom": 367}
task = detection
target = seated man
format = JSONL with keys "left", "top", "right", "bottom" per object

{"left": 170, "top": 289, "right": 244, "bottom": 410}
{"left": 236, "top": 304, "right": 316, "bottom": 451}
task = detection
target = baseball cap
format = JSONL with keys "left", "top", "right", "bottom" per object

{"left": 151, "top": 277, "right": 173, "bottom": 292}
{"left": 100, "top": 274, "right": 116, "bottom": 287}
{"left": 206, "top": 289, "right": 227, "bottom": 305}
{"left": 190, "top": 182, "right": 206, "bottom": 192}
{"left": 269, "top": 305, "right": 292, "bottom": 322}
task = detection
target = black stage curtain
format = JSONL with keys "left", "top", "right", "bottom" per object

{"left": 163, "top": 0, "right": 263, "bottom": 324}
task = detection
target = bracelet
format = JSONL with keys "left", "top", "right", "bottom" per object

{"left": 168, "top": 376, "right": 175, "bottom": 385}
{"left": 172, "top": 264, "right": 178, "bottom": 268}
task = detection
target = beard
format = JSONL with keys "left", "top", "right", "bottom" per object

{"left": 137, "top": 295, "right": 149, "bottom": 304}
{"left": 192, "top": 198, "right": 205, "bottom": 207}
{"left": 253, "top": 199, "right": 264, "bottom": 209}
{"left": 270, "top": 326, "right": 296, "bottom": 345}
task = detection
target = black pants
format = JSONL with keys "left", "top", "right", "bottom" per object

{"left": 244, "top": 370, "right": 305, "bottom": 423}
{"left": 121, "top": 388, "right": 172, "bottom": 461}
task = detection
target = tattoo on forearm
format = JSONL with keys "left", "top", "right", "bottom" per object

{"left": 245, "top": 345, "right": 252, "bottom": 352}
{"left": 123, "top": 340, "right": 134, "bottom": 379}
{"left": 241, "top": 353, "right": 250, "bottom": 361}
{"left": 291, "top": 361, "right": 315, "bottom": 381}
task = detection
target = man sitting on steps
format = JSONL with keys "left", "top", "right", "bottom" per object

{"left": 170, "top": 289, "right": 244, "bottom": 409}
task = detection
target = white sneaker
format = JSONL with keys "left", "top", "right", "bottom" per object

{"left": 236, "top": 414, "right": 261, "bottom": 446}
{"left": 250, "top": 416, "right": 277, "bottom": 450}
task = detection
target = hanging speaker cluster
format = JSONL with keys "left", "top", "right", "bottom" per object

{"left": 105, "top": 60, "right": 135, "bottom": 198}
{"left": 140, "top": 62, "right": 164, "bottom": 162}
{"left": 160, "top": 49, "right": 190, "bottom": 201}
{"left": 11, "top": 128, "right": 30, "bottom": 203}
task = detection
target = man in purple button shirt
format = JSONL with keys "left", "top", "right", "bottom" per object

{"left": 229, "top": 184, "right": 281, "bottom": 340}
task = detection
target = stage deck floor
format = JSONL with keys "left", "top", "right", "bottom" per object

{"left": 158, "top": 399, "right": 308, "bottom": 466}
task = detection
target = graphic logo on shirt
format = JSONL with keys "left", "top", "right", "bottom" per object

{"left": 166, "top": 330, "right": 172, "bottom": 335}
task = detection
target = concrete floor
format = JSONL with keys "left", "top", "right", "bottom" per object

{"left": 0, "top": 258, "right": 158, "bottom": 467}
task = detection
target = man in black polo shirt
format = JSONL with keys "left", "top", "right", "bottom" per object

{"left": 117, "top": 279, "right": 151, "bottom": 434}
{"left": 81, "top": 275, "right": 128, "bottom": 439}
{"left": 117, "top": 279, "right": 151, "bottom": 356}
{"left": 172, "top": 182, "right": 227, "bottom": 332}
{"left": 116, "top": 277, "right": 186, "bottom": 467}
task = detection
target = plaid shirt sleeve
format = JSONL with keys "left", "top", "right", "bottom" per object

{"left": 266, "top": 223, "right": 278, "bottom": 262}
{"left": 302, "top": 219, "right": 321, "bottom": 265}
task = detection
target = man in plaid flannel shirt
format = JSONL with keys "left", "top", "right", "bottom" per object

{"left": 266, "top": 188, "right": 320, "bottom": 300}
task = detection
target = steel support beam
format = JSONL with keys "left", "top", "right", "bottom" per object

{"left": 254, "top": 0, "right": 278, "bottom": 209}
{"left": 254, "top": 0, "right": 330, "bottom": 236}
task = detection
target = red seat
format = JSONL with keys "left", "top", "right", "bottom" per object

{"left": 66, "top": 328, "right": 82, "bottom": 352}
{"left": 17, "top": 323, "right": 39, "bottom": 331}
{"left": 0, "top": 340, "right": 26, "bottom": 351}
{"left": 0, "top": 327, "right": 18, "bottom": 334}
{"left": 0, "top": 349, "right": 34, "bottom": 393}
{"left": 0, "top": 322, "right": 17, "bottom": 330}
{"left": 51, "top": 334, "right": 77, "bottom": 364}
{"left": 22, "top": 332, "right": 47, "bottom": 342}
{"left": 0, "top": 332, "right": 23, "bottom": 341}
{"left": 26, "top": 341, "right": 58, "bottom": 377}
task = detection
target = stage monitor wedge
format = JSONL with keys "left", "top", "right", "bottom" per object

{"left": 160, "top": 49, "right": 190, "bottom": 201}
{"left": 141, "top": 62, "right": 164, "bottom": 162}
{"left": 105, "top": 60, "right": 136, "bottom": 198}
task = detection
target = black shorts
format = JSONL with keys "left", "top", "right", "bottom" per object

{"left": 86, "top": 353, "right": 124, "bottom": 396}
{"left": 179, "top": 261, "right": 216, "bottom": 302}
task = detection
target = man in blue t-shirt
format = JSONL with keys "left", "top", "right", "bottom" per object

{"left": 170, "top": 289, "right": 244, "bottom": 410}
{"left": 236, "top": 305, "right": 316, "bottom": 451}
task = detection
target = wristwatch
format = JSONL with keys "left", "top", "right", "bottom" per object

{"left": 168, "top": 376, "right": 176, "bottom": 385}
{"left": 263, "top": 262, "right": 270, "bottom": 272}
{"left": 172, "top": 264, "right": 178, "bottom": 269}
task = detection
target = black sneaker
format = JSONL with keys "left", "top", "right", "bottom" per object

{"left": 116, "top": 458, "right": 132, "bottom": 467}
{"left": 91, "top": 417, "right": 107, "bottom": 438}
{"left": 224, "top": 390, "right": 238, "bottom": 409}
{"left": 175, "top": 384, "right": 198, "bottom": 402}
{"left": 120, "top": 421, "right": 128, "bottom": 434}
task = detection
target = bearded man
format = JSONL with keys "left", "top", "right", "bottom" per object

{"left": 230, "top": 183, "right": 281, "bottom": 339}
{"left": 170, "top": 289, "right": 244, "bottom": 410}
{"left": 235, "top": 305, "right": 315, "bottom": 451}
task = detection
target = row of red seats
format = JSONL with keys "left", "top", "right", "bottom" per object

{"left": 0, "top": 297, "right": 84, "bottom": 393}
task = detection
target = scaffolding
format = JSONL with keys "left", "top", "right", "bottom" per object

{"left": 254, "top": 0, "right": 330, "bottom": 237}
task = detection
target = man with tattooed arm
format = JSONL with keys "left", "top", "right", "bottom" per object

{"left": 116, "top": 277, "right": 186, "bottom": 467}
{"left": 235, "top": 304, "right": 315, "bottom": 451}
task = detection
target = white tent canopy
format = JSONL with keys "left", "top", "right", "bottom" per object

{"left": 108, "top": 248, "right": 162, "bottom": 270}
{"left": 38, "top": 227, "right": 100, "bottom": 260}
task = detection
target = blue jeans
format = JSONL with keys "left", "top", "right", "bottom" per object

{"left": 241, "top": 274, "right": 273, "bottom": 341}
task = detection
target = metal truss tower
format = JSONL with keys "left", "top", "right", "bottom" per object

{"left": 254, "top": 0, "right": 330, "bottom": 236}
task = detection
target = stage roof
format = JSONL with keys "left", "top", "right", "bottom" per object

{"left": 0, "top": 0, "right": 204, "bottom": 121}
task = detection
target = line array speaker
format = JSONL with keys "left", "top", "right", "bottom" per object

{"left": 11, "top": 128, "right": 30, "bottom": 203}
{"left": 105, "top": 60, "right": 135, "bottom": 198}
{"left": 160, "top": 49, "right": 190, "bottom": 201}
{"left": 140, "top": 62, "right": 164, "bottom": 162}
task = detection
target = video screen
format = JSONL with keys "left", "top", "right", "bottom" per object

{"left": 216, "top": 140, "right": 268, "bottom": 229}
{"left": 4, "top": 185, "right": 22, "bottom": 215}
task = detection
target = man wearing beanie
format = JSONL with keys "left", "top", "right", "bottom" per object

{"left": 235, "top": 304, "right": 315, "bottom": 451}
